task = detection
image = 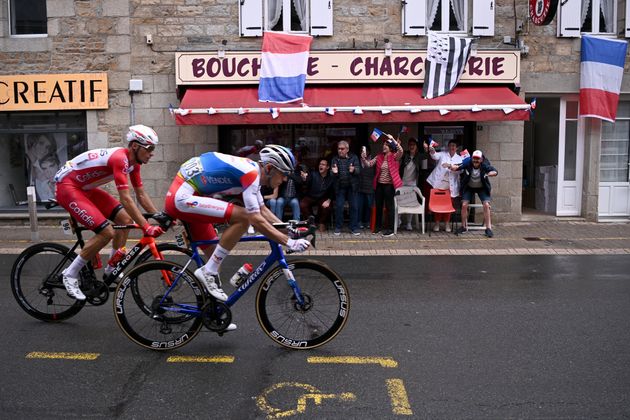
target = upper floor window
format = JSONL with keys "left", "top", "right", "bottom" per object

{"left": 580, "top": 0, "right": 615, "bottom": 33}
{"left": 402, "top": 0, "right": 494, "bottom": 37}
{"left": 9, "top": 0, "right": 47, "bottom": 36}
{"left": 429, "top": 0, "right": 468, "bottom": 32}
{"left": 558, "top": 0, "right": 617, "bottom": 37}
{"left": 240, "top": 0, "right": 333, "bottom": 37}
{"left": 267, "top": 0, "right": 308, "bottom": 32}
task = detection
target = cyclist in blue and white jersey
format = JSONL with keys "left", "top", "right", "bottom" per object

{"left": 165, "top": 145, "right": 310, "bottom": 304}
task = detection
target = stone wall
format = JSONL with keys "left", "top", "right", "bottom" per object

{"left": 476, "top": 121, "right": 524, "bottom": 222}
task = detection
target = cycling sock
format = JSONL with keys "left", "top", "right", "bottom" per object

{"left": 205, "top": 245, "right": 230, "bottom": 274}
{"left": 65, "top": 255, "right": 88, "bottom": 278}
{"left": 103, "top": 248, "right": 116, "bottom": 275}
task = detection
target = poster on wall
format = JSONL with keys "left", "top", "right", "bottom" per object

{"left": 24, "top": 132, "right": 69, "bottom": 202}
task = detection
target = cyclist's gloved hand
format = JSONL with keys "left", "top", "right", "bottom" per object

{"left": 142, "top": 223, "right": 164, "bottom": 238}
{"left": 287, "top": 238, "right": 310, "bottom": 253}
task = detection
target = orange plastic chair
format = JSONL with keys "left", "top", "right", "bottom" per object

{"left": 428, "top": 189, "right": 455, "bottom": 236}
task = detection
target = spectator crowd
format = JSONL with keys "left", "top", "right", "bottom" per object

{"left": 261, "top": 131, "right": 497, "bottom": 238}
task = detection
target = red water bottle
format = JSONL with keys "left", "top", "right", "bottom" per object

{"left": 107, "top": 247, "right": 127, "bottom": 270}
{"left": 91, "top": 254, "right": 102, "bottom": 269}
{"left": 229, "top": 263, "right": 253, "bottom": 287}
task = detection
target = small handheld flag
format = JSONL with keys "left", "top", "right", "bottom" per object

{"left": 370, "top": 128, "right": 384, "bottom": 142}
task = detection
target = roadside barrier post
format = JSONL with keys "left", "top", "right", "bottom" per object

{"left": 27, "top": 186, "right": 39, "bottom": 242}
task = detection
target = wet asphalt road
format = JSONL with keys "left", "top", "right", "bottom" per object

{"left": 1, "top": 254, "right": 629, "bottom": 419}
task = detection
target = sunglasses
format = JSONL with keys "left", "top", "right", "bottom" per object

{"left": 138, "top": 144, "right": 156, "bottom": 152}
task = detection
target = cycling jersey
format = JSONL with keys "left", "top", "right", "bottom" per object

{"left": 54, "top": 147, "right": 142, "bottom": 190}
{"left": 177, "top": 152, "right": 263, "bottom": 214}
{"left": 54, "top": 147, "right": 140, "bottom": 232}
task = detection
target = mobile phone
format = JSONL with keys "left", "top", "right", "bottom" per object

{"left": 361, "top": 146, "right": 367, "bottom": 155}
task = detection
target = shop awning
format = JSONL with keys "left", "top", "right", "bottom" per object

{"left": 174, "top": 85, "right": 530, "bottom": 125}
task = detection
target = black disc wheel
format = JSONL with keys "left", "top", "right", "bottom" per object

{"left": 256, "top": 259, "right": 349, "bottom": 349}
{"left": 113, "top": 260, "right": 206, "bottom": 351}
{"left": 10, "top": 243, "right": 86, "bottom": 322}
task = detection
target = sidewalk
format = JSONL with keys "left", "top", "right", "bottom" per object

{"left": 2, "top": 219, "right": 630, "bottom": 256}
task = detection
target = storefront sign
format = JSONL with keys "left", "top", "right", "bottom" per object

{"left": 0, "top": 73, "right": 109, "bottom": 112}
{"left": 529, "top": 0, "right": 558, "bottom": 25}
{"left": 176, "top": 50, "right": 520, "bottom": 85}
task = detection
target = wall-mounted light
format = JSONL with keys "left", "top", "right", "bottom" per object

{"left": 218, "top": 39, "right": 227, "bottom": 58}
{"left": 384, "top": 38, "right": 392, "bottom": 57}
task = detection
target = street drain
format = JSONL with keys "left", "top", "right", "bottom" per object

{"left": 524, "top": 237, "right": 542, "bottom": 241}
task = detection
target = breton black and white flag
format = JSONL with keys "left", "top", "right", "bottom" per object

{"left": 422, "top": 32, "right": 473, "bottom": 99}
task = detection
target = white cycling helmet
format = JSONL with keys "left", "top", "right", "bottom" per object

{"left": 259, "top": 145, "right": 296, "bottom": 174}
{"left": 126, "top": 124, "right": 159, "bottom": 146}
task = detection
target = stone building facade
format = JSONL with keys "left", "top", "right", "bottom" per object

{"left": 1, "top": 0, "right": 629, "bottom": 222}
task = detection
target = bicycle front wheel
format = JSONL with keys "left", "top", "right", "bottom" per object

{"left": 11, "top": 243, "right": 86, "bottom": 322}
{"left": 114, "top": 260, "right": 206, "bottom": 351}
{"left": 256, "top": 259, "right": 349, "bottom": 350}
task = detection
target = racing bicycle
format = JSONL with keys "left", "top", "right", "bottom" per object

{"left": 11, "top": 202, "right": 191, "bottom": 322}
{"left": 113, "top": 217, "right": 350, "bottom": 351}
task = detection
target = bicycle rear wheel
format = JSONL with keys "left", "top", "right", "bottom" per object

{"left": 256, "top": 259, "right": 349, "bottom": 349}
{"left": 11, "top": 243, "right": 86, "bottom": 322}
{"left": 114, "top": 260, "right": 205, "bottom": 350}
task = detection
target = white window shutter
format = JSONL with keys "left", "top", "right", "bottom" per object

{"left": 239, "top": 0, "right": 263, "bottom": 37}
{"left": 558, "top": 0, "right": 581, "bottom": 37}
{"left": 311, "top": 0, "right": 333, "bottom": 36}
{"left": 626, "top": 0, "right": 630, "bottom": 37}
{"left": 472, "top": 0, "right": 494, "bottom": 36}
{"left": 402, "top": 0, "right": 427, "bottom": 36}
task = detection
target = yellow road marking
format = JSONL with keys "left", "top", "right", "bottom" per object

{"left": 25, "top": 351, "right": 99, "bottom": 360}
{"left": 256, "top": 382, "right": 355, "bottom": 419}
{"left": 307, "top": 356, "right": 398, "bottom": 368}
{"left": 166, "top": 355, "right": 235, "bottom": 363}
{"left": 386, "top": 378, "right": 413, "bottom": 415}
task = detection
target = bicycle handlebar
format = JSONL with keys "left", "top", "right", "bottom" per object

{"left": 283, "top": 216, "right": 318, "bottom": 253}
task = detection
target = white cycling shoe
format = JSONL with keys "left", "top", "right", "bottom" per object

{"left": 194, "top": 268, "right": 228, "bottom": 301}
{"left": 62, "top": 272, "right": 86, "bottom": 300}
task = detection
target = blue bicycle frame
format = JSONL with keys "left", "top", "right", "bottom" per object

{"left": 158, "top": 235, "right": 305, "bottom": 314}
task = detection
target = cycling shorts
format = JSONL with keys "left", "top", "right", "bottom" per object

{"left": 164, "top": 176, "right": 229, "bottom": 242}
{"left": 55, "top": 181, "right": 123, "bottom": 233}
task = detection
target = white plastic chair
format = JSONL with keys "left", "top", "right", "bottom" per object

{"left": 394, "top": 186, "right": 426, "bottom": 234}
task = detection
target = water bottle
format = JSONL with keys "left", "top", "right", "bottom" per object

{"left": 107, "top": 247, "right": 127, "bottom": 270}
{"left": 91, "top": 254, "right": 102, "bottom": 269}
{"left": 229, "top": 263, "right": 253, "bottom": 287}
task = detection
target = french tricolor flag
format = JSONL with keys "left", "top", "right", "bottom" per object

{"left": 258, "top": 32, "right": 313, "bottom": 104}
{"left": 579, "top": 36, "right": 628, "bottom": 122}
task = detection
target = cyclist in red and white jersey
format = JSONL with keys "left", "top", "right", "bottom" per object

{"left": 55, "top": 124, "right": 165, "bottom": 300}
{"left": 165, "top": 145, "right": 310, "bottom": 304}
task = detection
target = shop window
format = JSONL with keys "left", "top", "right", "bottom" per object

{"left": 0, "top": 112, "right": 87, "bottom": 209}
{"left": 558, "top": 0, "right": 616, "bottom": 37}
{"left": 9, "top": 0, "right": 47, "bottom": 36}
{"left": 219, "top": 124, "right": 360, "bottom": 171}
{"left": 239, "top": 0, "right": 333, "bottom": 37}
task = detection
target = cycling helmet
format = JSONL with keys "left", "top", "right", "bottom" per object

{"left": 126, "top": 124, "right": 159, "bottom": 146}
{"left": 259, "top": 145, "right": 296, "bottom": 174}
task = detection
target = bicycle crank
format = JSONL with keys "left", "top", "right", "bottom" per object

{"left": 200, "top": 301, "right": 232, "bottom": 333}
{"left": 85, "top": 281, "right": 109, "bottom": 306}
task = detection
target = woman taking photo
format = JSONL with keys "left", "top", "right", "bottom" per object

{"left": 361, "top": 133, "right": 403, "bottom": 237}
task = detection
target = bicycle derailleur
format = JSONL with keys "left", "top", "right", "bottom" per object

{"left": 200, "top": 300, "right": 232, "bottom": 335}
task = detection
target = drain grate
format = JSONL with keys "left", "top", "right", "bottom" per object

{"left": 523, "top": 237, "right": 542, "bottom": 241}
